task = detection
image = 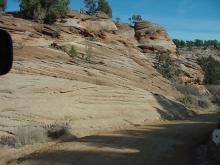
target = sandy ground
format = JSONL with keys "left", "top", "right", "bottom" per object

{"left": 1, "top": 114, "right": 218, "bottom": 165}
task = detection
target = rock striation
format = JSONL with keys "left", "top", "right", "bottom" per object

{"left": 134, "top": 21, "right": 176, "bottom": 54}
{"left": 59, "top": 11, "right": 117, "bottom": 32}
{"left": 0, "top": 12, "right": 195, "bottom": 141}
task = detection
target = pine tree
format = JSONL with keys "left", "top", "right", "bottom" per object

{"left": 97, "top": 0, "right": 112, "bottom": 17}
{"left": 115, "top": 17, "right": 120, "bottom": 24}
{"left": 83, "top": 0, "right": 97, "bottom": 13}
{"left": 129, "top": 15, "right": 142, "bottom": 25}
{"left": 0, "top": 0, "right": 7, "bottom": 12}
{"left": 19, "top": 0, "right": 70, "bottom": 23}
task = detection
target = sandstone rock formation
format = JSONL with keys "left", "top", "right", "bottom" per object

{"left": 0, "top": 13, "right": 194, "bottom": 139}
{"left": 1, "top": 11, "right": 219, "bottom": 165}
{"left": 59, "top": 11, "right": 117, "bottom": 32}
{"left": 177, "top": 47, "right": 220, "bottom": 86}
{"left": 134, "top": 21, "right": 176, "bottom": 54}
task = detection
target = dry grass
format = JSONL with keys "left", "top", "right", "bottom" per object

{"left": 2, "top": 122, "right": 72, "bottom": 147}
{"left": 0, "top": 136, "right": 16, "bottom": 147}
{"left": 176, "top": 84, "right": 213, "bottom": 109}
{"left": 206, "top": 85, "right": 220, "bottom": 106}
{"left": 15, "top": 126, "right": 48, "bottom": 146}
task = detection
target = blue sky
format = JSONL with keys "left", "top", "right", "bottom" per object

{"left": 6, "top": 0, "right": 220, "bottom": 40}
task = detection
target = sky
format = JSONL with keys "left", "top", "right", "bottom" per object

{"left": 6, "top": 0, "right": 220, "bottom": 41}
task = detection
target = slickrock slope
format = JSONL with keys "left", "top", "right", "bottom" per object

{"left": 0, "top": 12, "right": 194, "bottom": 141}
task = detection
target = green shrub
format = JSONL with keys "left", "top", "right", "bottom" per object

{"left": 154, "top": 53, "right": 181, "bottom": 81}
{"left": 68, "top": 46, "right": 77, "bottom": 58}
{"left": 197, "top": 97, "right": 213, "bottom": 109}
{"left": 45, "top": 122, "right": 70, "bottom": 139}
{"left": 33, "top": 3, "right": 46, "bottom": 22}
{"left": 97, "top": 0, "right": 112, "bottom": 17}
{"left": 0, "top": 0, "right": 6, "bottom": 11}
{"left": 172, "top": 39, "right": 219, "bottom": 48}
{"left": 206, "top": 85, "right": 220, "bottom": 106}
{"left": 177, "top": 95, "right": 193, "bottom": 106}
{"left": 20, "top": 0, "right": 70, "bottom": 23}
{"left": 197, "top": 56, "right": 220, "bottom": 85}
{"left": 175, "top": 84, "right": 200, "bottom": 96}
{"left": 83, "top": 0, "right": 97, "bottom": 13}
{"left": 83, "top": 0, "right": 112, "bottom": 17}
{"left": 177, "top": 94, "right": 212, "bottom": 109}
{"left": 85, "top": 40, "right": 93, "bottom": 62}
{"left": 129, "top": 15, "right": 142, "bottom": 25}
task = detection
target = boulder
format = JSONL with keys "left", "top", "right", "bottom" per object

{"left": 90, "top": 11, "right": 110, "bottom": 19}
{"left": 61, "top": 18, "right": 83, "bottom": 29}
{"left": 81, "top": 19, "right": 118, "bottom": 32}
{"left": 134, "top": 21, "right": 176, "bottom": 54}
{"left": 60, "top": 18, "right": 117, "bottom": 32}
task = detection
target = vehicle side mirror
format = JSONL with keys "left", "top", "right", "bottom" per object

{"left": 0, "top": 29, "right": 13, "bottom": 75}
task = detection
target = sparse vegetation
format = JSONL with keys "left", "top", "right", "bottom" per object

{"left": 45, "top": 122, "right": 70, "bottom": 139}
{"left": 68, "top": 45, "right": 77, "bottom": 58}
{"left": 83, "top": 0, "right": 97, "bottom": 13}
{"left": 0, "top": 135, "right": 16, "bottom": 147}
{"left": 15, "top": 125, "right": 48, "bottom": 146}
{"left": 177, "top": 94, "right": 193, "bottom": 106}
{"left": 154, "top": 53, "right": 181, "bottom": 81}
{"left": 50, "top": 43, "right": 78, "bottom": 58}
{"left": 173, "top": 39, "right": 220, "bottom": 48}
{"left": 85, "top": 40, "right": 93, "bottom": 62}
{"left": 129, "top": 15, "right": 142, "bottom": 25}
{"left": 197, "top": 56, "right": 220, "bottom": 85}
{"left": 50, "top": 42, "right": 63, "bottom": 51}
{"left": 175, "top": 84, "right": 200, "bottom": 96}
{"left": 83, "top": 0, "right": 112, "bottom": 17}
{"left": 176, "top": 84, "right": 213, "bottom": 109}
{"left": 97, "top": 0, "right": 112, "bottom": 17}
{"left": 3, "top": 123, "right": 71, "bottom": 147}
{"left": 206, "top": 85, "right": 220, "bottom": 106}
{"left": 115, "top": 17, "right": 120, "bottom": 24}
{"left": 0, "top": 0, "right": 7, "bottom": 12}
{"left": 19, "top": 0, "right": 70, "bottom": 23}
{"left": 177, "top": 94, "right": 212, "bottom": 109}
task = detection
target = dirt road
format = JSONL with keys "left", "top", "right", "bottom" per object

{"left": 3, "top": 114, "right": 218, "bottom": 165}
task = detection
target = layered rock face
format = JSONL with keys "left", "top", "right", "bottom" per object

{"left": 178, "top": 47, "right": 220, "bottom": 85}
{"left": 60, "top": 11, "right": 118, "bottom": 32}
{"left": 134, "top": 21, "right": 176, "bottom": 54}
{"left": 0, "top": 13, "right": 195, "bottom": 140}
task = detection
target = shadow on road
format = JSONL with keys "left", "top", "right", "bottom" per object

{"left": 9, "top": 113, "right": 218, "bottom": 165}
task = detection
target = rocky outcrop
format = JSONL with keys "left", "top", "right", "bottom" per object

{"left": 59, "top": 11, "right": 117, "bottom": 32}
{"left": 134, "top": 21, "right": 176, "bottom": 54}
{"left": 179, "top": 60, "right": 204, "bottom": 85}
{"left": 177, "top": 47, "right": 220, "bottom": 85}
{"left": 81, "top": 19, "right": 117, "bottom": 32}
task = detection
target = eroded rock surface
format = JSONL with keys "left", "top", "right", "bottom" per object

{"left": 0, "top": 12, "right": 194, "bottom": 141}
{"left": 134, "top": 21, "right": 176, "bottom": 54}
